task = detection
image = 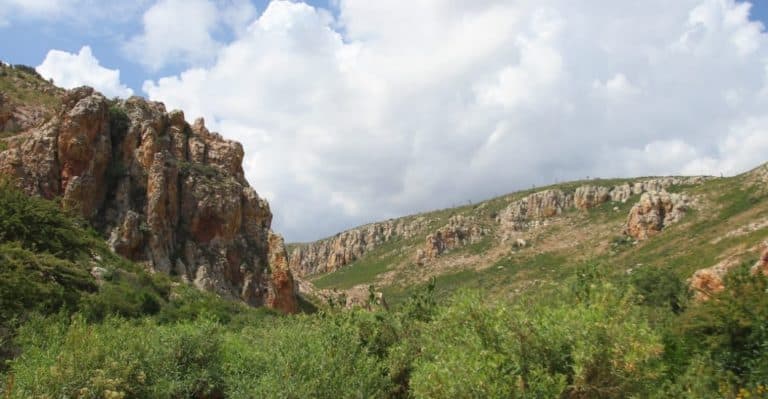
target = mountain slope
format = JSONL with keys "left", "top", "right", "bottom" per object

{"left": 293, "top": 164, "right": 768, "bottom": 306}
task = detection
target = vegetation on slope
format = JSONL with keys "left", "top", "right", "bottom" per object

{"left": 1, "top": 143, "right": 767, "bottom": 397}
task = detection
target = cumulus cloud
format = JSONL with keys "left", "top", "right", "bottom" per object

{"left": 37, "top": 46, "right": 134, "bottom": 98}
{"left": 143, "top": 0, "right": 768, "bottom": 241}
{"left": 124, "top": 0, "right": 257, "bottom": 70}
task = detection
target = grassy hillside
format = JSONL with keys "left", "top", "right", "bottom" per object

{"left": 305, "top": 168, "right": 768, "bottom": 308}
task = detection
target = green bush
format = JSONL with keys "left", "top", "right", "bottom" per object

{"left": 7, "top": 316, "right": 224, "bottom": 399}
{"left": 0, "top": 181, "right": 91, "bottom": 260}
{"left": 409, "top": 288, "right": 665, "bottom": 398}
{"left": 630, "top": 266, "right": 688, "bottom": 314}
{"left": 220, "top": 314, "right": 391, "bottom": 398}
{"left": 676, "top": 264, "right": 768, "bottom": 394}
{"left": 0, "top": 243, "right": 95, "bottom": 325}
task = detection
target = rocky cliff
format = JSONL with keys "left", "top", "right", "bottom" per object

{"left": 0, "top": 80, "right": 297, "bottom": 312}
{"left": 289, "top": 217, "right": 430, "bottom": 277}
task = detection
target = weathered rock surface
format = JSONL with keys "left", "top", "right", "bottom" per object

{"left": 495, "top": 178, "right": 705, "bottom": 240}
{"left": 497, "top": 189, "right": 572, "bottom": 233}
{"left": 624, "top": 191, "right": 691, "bottom": 240}
{"left": 416, "top": 215, "right": 487, "bottom": 265}
{"left": 0, "top": 86, "right": 298, "bottom": 312}
{"left": 689, "top": 257, "right": 741, "bottom": 301}
{"left": 289, "top": 217, "right": 429, "bottom": 277}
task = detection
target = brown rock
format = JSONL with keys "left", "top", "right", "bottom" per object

{"left": 289, "top": 217, "right": 429, "bottom": 276}
{"left": 574, "top": 185, "right": 610, "bottom": 210}
{"left": 689, "top": 257, "right": 741, "bottom": 301}
{"left": 0, "top": 86, "right": 298, "bottom": 311}
{"left": 624, "top": 191, "right": 690, "bottom": 240}
{"left": 416, "top": 215, "right": 486, "bottom": 265}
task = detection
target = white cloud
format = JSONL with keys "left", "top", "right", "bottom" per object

{"left": 124, "top": 0, "right": 257, "bottom": 71}
{"left": 593, "top": 73, "right": 641, "bottom": 98}
{"left": 36, "top": 46, "right": 134, "bottom": 98}
{"left": 143, "top": 0, "right": 768, "bottom": 241}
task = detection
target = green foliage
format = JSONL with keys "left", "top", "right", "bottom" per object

{"left": 0, "top": 181, "right": 91, "bottom": 260}
{"left": 156, "top": 284, "right": 277, "bottom": 328}
{"left": 10, "top": 65, "right": 42, "bottom": 79}
{"left": 630, "top": 266, "right": 689, "bottom": 314}
{"left": 8, "top": 316, "right": 224, "bottom": 398}
{"left": 108, "top": 104, "right": 130, "bottom": 143}
{"left": 409, "top": 287, "right": 665, "bottom": 398}
{"left": 0, "top": 141, "right": 7, "bottom": 152}
{"left": 0, "top": 243, "right": 95, "bottom": 325}
{"left": 677, "top": 265, "right": 768, "bottom": 393}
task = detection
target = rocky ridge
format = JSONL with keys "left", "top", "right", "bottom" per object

{"left": 289, "top": 217, "right": 430, "bottom": 277}
{"left": 497, "top": 177, "right": 704, "bottom": 240}
{"left": 0, "top": 83, "right": 298, "bottom": 312}
{"left": 293, "top": 176, "right": 709, "bottom": 279}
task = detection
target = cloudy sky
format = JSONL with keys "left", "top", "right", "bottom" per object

{"left": 3, "top": 0, "right": 768, "bottom": 241}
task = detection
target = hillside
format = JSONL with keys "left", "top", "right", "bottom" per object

{"left": 1, "top": 63, "right": 768, "bottom": 398}
{"left": 293, "top": 164, "right": 767, "bottom": 307}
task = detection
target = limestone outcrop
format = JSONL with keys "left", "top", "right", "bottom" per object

{"left": 496, "top": 178, "right": 705, "bottom": 239}
{"left": 0, "top": 86, "right": 298, "bottom": 312}
{"left": 416, "top": 215, "right": 487, "bottom": 265}
{"left": 289, "top": 217, "right": 429, "bottom": 277}
{"left": 624, "top": 191, "right": 690, "bottom": 240}
{"left": 497, "top": 189, "right": 572, "bottom": 232}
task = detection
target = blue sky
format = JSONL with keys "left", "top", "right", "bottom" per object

{"left": 3, "top": 0, "right": 768, "bottom": 241}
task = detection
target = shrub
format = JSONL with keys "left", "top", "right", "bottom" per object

{"left": 0, "top": 243, "right": 95, "bottom": 325}
{"left": 677, "top": 264, "right": 768, "bottom": 393}
{"left": 8, "top": 316, "right": 224, "bottom": 398}
{"left": 630, "top": 266, "right": 688, "bottom": 314}
{"left": 220, "top": 314, "right": 391, "bottom": 398}
{"left": 0, "top": 181, "right": 91, "bottom": 260}
{"left": 409, "top": 287, "right": 666, "bottom": 398}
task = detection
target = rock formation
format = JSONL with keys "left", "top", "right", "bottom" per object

{"left": 496, "top": 189, "right": 572, "bottom": 232}
{"left": 624, "top": 191, "right": 690, "bottom": 240}
{"left": 689, "top": 257, "right": 741, "bottom": 301}
{"left": 751, "top": 241, "right": 768, "bottom": 276}
{"left": 289, "top": 217, "right": 429, "bottom": 277}
{"left": 416, "top": 215, "right": 486, "bottom": 265}
{"left": 0, "top": 86, "right": 298, "bottom": 312}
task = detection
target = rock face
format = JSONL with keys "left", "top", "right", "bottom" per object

{"left": 289, "top": 217, "right": 429, "bottom": 277}
{"left": 752, "top": 241, "right": 768, "bottom": 276}
{"left": 624, "top": 191, "right": 690, "bottom": 240}
{"left": 689, "top": 257, "right": 741, "bottom": 301}
{"left": 0, "top": 86, "right": 298, "bottom": 312}
{"left": 495, "top": 178, "right": 705, "bottom": 240}
{"left": 497, "top": 189, "right": 572, "bottom": 232}
{"left": 416, "top": 215, "right": 486, "bottom": 265}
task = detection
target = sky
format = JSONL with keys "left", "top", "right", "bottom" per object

{"left": 2, "top": 0, "right": 768, "bottom": 242}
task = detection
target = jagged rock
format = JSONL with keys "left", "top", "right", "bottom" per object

{"left": 497, "top": 189, "right": 572, "bottom": 233}
{"left": 289, "top": 217, "right": 429, "bottom": 276}
{"left": 689, "top": 257, "right": 741, "bottom": 301}
{"left": 574, "top": 185, "right": 611, "bottom": 210}
{"left": 416, "top": 215, "right": 486, "bottom": 265}
{"left": 624, "top": 191, "right": 690, "bottom": 240}
{"left": 0, "top": 86, "right": 298, "bottom": 312}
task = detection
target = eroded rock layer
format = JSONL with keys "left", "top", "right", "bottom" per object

{"left": 0, "top": 86, "right": 297, "bottom": 312}
{"left": 289, "top": 217, "right": 429, "bottom": 277}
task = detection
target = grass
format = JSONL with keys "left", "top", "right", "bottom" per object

{"left": 312, "top": 237, "right": 414, "bottom": 289}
